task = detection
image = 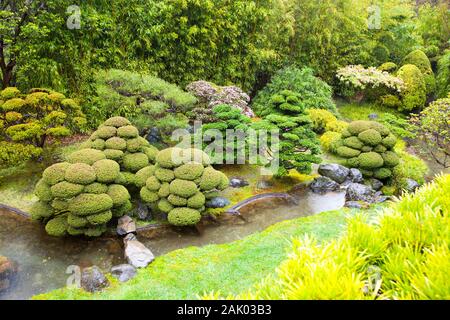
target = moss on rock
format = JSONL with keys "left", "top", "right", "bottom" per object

{"left": 42, "top": 162, "right": 70, "bottom": 185}
{"left": 67, "top": 149, "right": 106, "bottom": 165}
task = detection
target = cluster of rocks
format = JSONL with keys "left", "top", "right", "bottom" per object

{"left": 80, "top": 215, "right": 155, "bottom": 293}
{"left": 310, "top": 163, "right": 391, "bottom": 208}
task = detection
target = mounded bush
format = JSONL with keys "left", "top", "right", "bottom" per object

{"left": 397, "top": 64, "right": 427, "bottom": 112}
{"left": 103, "top": 116, "right": 131, "bottom": 127}
{"left": 343, "top": 137, "right": 364, "bottom": 150}
{"left": 154, "top": 167, "right": 175, "bottom": 182}
{"left": 135, "top": 166, "right": 156, "bottom": 188}
{"left": 174, "top": 163, "right": 204, "bottom": 180}
{"left": 358, "top": 129, "right": 382, "bottom": 146}
{"left": 51, "top": 181, "right": 84, "bottom": 199}
{"left": 187, "top": 192, "right": 206, "bottom": 209}
{"left": 67, "top": 214, "right": 89, "bottom": 228}
{"left": 30, "top": 201, "right": 54, "bottom": 220}
{"left": 34, "top": 179, "right": 54, "bottom": 202}
{"left": 84, "top": 182, "right": 108, "bottom": 194}
{"left": 107, "top": 184, "right": 130, "bottom": 207}
{"left": 45, "top": 215, "right": 68, "bottom": 237}
{"left": 337, "top": 146, "right": 361, "bottom": 158}
{"left": 68, "top": 193, "right": 113, "bottom": 216}
{"left": 103, "top": 149, "right": 124, "bottom": 161}
{"left": 169, "top": 179, "right": 198, "bottom": 198}
{"left": 42, "top": 162, "right": 71, "bottom": 186}
{"left": 92, "top": 159, "right": 120, "bottom": 183}
{"left": 105, "top": 137, "right": 127, "bottom": 150}
{"left": 168, "top": 194, "right": 188, "bottom": 206}
{"left": 139, "top": 147, "right": 229, "bottom": 226}
{"left": 96, "top": 126, "right": 117, "bottom": 139}
{"left": 140, "top": 187, "right": 160, "bottom": 203}
{"left": 358, "top": 152, "right": 384, "bottom": 169}
{"left": 117, "top": 125, "right": 139, "bottom": 138}
{"left": 168, "top": 208, "right": 202, "bottom": 227}
{"left": 64, "top": 163, "right": 96, "bottom": 185}
{"left": 87, "top": 210, "right": 113, "bottom": 225}
{"left": 123, "top": 153, "right": 149, "bottom": 172}
{"left": 331, "top": 120, "right": 399, "bottom": 180}
{"left": 67, "top": 149, "right": 106, "bottom": 165}
{"left": 402, "top": 49, "right": 435, "bottom": 96}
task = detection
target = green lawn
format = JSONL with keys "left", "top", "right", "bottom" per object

{"left": 337, "top": 100, "right": 405, "bottom": 122}
{"left": 34, "top": 206, "right": 383, "bottom": 300}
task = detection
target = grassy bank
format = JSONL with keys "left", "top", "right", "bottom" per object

{"left": 35, "top": 205, "right": 382, "bottom": 300}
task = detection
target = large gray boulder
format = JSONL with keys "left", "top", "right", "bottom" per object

{"left": 206, "top": 197, "right": 230, "bottom": 208}
{"left": 404, "top": 179, "right": 420, "bottom": 193}
{"left": 346, "top": 183, "right": 375, "bottom": 202}
{"left": 124, "top": 234, "right": 155, "bottom": 268}
{"left": 111, "top": 264, "right": 137, "bottom": 282}
{"left": 80, "top": 266, "right": 109, "bottom": 293}
{"left": 348, "top": 168, "right": 364, "bottom": 183}
{"left": 310, "top": 176, "right": 340, "bottom": 194}
{"left": 229, "top": 177, "right": 249, "bottom": 188}
{"left": 318, "top": 164, "right": 350, "bottom": 184}
{"left": 117, "top": 215, "right": 136, "bottom": 236}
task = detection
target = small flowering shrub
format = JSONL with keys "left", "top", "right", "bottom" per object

{"left": 336, "top": 65, "right": 405, "bottom": 99}
{"left": 186, "top": 80, "right": 255, "bottom": 121}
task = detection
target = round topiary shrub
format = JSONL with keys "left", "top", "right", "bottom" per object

{"left": 402, "top": 49, "right": 435, "bottom": 96}
{"left": 330, "top": 120, "right": 399, "bottom": 180}
{"left": 358, "top": 152, "right": 384, "bottom": 169}
{"left": 167, "top": 207, "right": 202, "bottom": 227}
{"left": 358, "top": 129, "right": 382, "bottom": 146}
{"left": 64, "top": 163, "right": 96, "bottom": 185}
{"left": 140, "top": 147, "right": 229, "bottom": 226}
{"left": 397, "top": 64, "right": 427, "bottom": 112}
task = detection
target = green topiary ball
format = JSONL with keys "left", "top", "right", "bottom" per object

{"left": 117, "top": 125, "right": 139, "bottom": 138}
{"left": 64, "top": 163, "right": 96, "bottom": 185}
{"left": 174, "top": 163, "right": 204, "bottom": 180}
{"left": 167, "top": 207, "right": 201, "bottom": 226}
{"left": 343, "top": 136, "right": 364, "bottom": 150}
{"left": 105, "top": 137, "right": 127, "bottom": 150}
{"left": 123, "top": 153, "right": 150, "bottom": 172}
{"left": 51, "top": 181, "right": 84, "bottom": 199}
{"left": 169, "top": 179, "right": 198, "bottom": 198}
{"left": 68, "top": 193, "right": 113, "bottom": 216}
{"left": 107, "top": 184, "right": 130, "bottom": 207}
{"left": 336, "top": 146, "right": 361, "bottom": 158}
{"left": 45, "top": 215, "right": 68, "bottom": 237}
{"left": 358, "top": 152, "right": 384, "bottom": 169}
{"left": 42, "top": 162, "right": 71, "bottom": 185}
{"left": 67, "top": 149, "right": 106, "bottom": 165}
{"left": 92, "top": 159, "right": 120, "bottom": 183}
{"left": 373, "top": 167, "right": 392, "bottom": 180}
{"left": 358, "top": 129, "right": 382, "bottom": 146}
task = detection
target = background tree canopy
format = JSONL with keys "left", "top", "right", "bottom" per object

{"left": 0, "top": 0, "right": 448, "bottom": 101}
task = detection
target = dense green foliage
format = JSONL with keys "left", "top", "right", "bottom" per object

{"left": 0, "top": 87, "right": 86, "bottom": 166}
{"left": 139, "top": 147, "right": 229, "bottom": 226}
{"left": 436, "top": 51, "right": 450, "bottom": 98}
{"left": 411, "top": 97, "right": 450, "bottom": 168}
{"left": 401, "top": 49, "right": 436, "bottom": 96}
{"left": 86, "top": 69, "right": 196, "bottom": 136}
{"left": 396, "top": 64, "right": 427, "bottom": 111}
{"left": 251, "top": 90, "right": 321, "bottom": 177}
{"left": 331, "top": 120, "right": 399, "bottom": 180}
{"left": 195, "top": 104, "right": 252, "bottom": 164}
{"left": 214, "top": 174, "right": 450, "bottom": 300}
{"left": 252, "top": 67, "right": 337, "bottom": 116}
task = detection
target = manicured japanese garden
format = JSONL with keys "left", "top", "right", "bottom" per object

{"left": 0, "top": 0, "right": 449, "bottom": 300}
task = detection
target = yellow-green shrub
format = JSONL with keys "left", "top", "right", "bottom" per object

{"left": 212, "top": 174, "right": 450, "bottom": 300}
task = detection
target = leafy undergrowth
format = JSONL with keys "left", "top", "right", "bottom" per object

{"left": 211, "top": 174, "right": 450, "bottom": 300}
{"left": 34, "top": 206, "right": 380, "bottom": 300}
